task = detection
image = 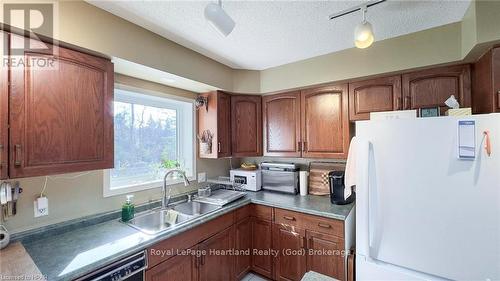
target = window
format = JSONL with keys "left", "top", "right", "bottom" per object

{"left": 104, "top": 87, "right": 195, "bottom": 197}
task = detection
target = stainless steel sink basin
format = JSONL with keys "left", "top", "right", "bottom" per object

{"left": 126, "top": 208, "right": 194, "bottom": 235}
{"left": 125, "top": 201, "right": 221, "bottom": 235}
{"left": 172, "top": 201, "right": 221, "bottom": 216}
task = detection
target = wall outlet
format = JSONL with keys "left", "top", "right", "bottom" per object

{"left": 34, "top": 196, "right": 49, "bottom": 217}
{"left": 197, "top": 172, "right": 206, "bottom": 183}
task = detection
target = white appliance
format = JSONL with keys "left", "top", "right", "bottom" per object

{"left": 230, "top": 169, "right": 262, "bottom": 191}
{"left": 354, "top": 113, "right": 500, "bottom": 280}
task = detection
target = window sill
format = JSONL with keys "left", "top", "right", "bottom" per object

{"left": 103, "top": 175, "right": 196, "bottom": 197}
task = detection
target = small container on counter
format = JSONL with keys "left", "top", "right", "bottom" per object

{"left": 121, "top": 195, "right": 135, "bottom": 222}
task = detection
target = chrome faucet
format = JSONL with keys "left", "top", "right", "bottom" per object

{"left": 162, "top": 169, "right": 191, "bottom": 208}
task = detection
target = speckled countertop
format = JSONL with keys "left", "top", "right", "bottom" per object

{"left": 18, "top": 191, "right": 354, "bottom": 281}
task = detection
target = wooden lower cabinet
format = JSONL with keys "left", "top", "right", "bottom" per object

{"left": 305, "top": 231, "right": 345, "bottom": 280}
{"left": 146, "top": 205, "right": 347, "bottom": 281}
{"left": 234, "top": 217, "right": 252, "bottom": 279}
{"left": 251, "top": 217, "right": 274, "bottom": 278}
{"left": 146, "top": 247, "right": 198, "bottom": 281}
{"left": 199, "top": 227, "right": 234, "bottom": 281}
{"left": 273, "top": 224, "right": 306, "bottom": 281}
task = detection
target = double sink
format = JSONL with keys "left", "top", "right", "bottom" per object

{"left": 126, "top": 201, "right": 221, "bottom": 235}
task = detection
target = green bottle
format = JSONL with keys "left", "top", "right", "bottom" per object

{"left": 121, "top": 195, "right": 135, "bottom": 222}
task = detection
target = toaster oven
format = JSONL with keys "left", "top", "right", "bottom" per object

{"left": 261, "top": 162, "right": 300, "bottom": 194}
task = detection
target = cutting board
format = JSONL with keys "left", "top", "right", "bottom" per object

{"left": 308, "top": 162, "right": 345, "bottom": 195}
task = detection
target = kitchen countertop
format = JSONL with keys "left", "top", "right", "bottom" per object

{"left": 16, "top": 191, "right": 354, "bottom": 281}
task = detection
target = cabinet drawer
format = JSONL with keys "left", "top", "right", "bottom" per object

{"left": 274, "top": 208, "right": 301, "bottom": 228}
{"left": 303, "top": 215, "right": 344, "bottom": 238}
{"left": 275, "top": 208, "right": 344, "bottom": 238}
{"left": 251, "top": 204, "right": 273, "bottom": 221}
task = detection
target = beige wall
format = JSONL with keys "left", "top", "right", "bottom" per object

{"left": 53, "top": 1, "right": 233, "bottom": 91}
{"left": 259, "top": 23, "right": 463, "bottom": 93}
{"left": 3, "top": 75, "right": 231, "bottom": 234}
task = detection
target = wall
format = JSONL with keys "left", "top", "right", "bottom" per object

{"left": 46, "top": 0, "right": 234, "bottom": 90}
{"left": 3, "top": 75, "right": 231, "bottom": 234}
{"left": 259, "top": 23, "right": 463, "bottom": 93}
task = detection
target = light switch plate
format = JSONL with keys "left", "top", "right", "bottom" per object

{"left": 34, "top": 196, "right": 49, "bottom": 217}
{"left": 197, "top": 172, "right": 206, "bottom": 183}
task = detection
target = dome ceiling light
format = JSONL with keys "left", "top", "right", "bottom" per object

{"left": 204, "top": 0, "right": 235, "bottom": 37}
{"left": 329, "top": 0, "right": 386, "bottom": 49}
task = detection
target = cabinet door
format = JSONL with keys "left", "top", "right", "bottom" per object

{"left": 273, "top": 224, "right": 306, "bottom": 281}
{"left": 199, "top": 227, "right": 233, "bottom": 281}
{"left": 493, "top": 48, "right": 500, "bottom": 111}
{"left": 349, "top": 76, "right": 402, "bottom": 120}
{"left": 234, "top": 217, "right": 252, "bottom": 280}
{"left": 231, "top": 95, "right": 262, "bottom": 157}
{"left": 402, "top": 65, "right": 471, "bottom": 114}
{"left": 301, "top": 84, "right": 350, "bottom": 159}
{"left": 146, "top": 250, "right": 198, "bottom": 281}
{"left": 305, "top": 230, "right": 345, "bottom": 280}
{"left": 0, "top": 33, "right": 7, "bottom": 179}
{"left": 262, "top": 92, "right": 301, "bottom": 157}
{"left": 252, "top": 217, "right": 273, "bottom": 278}
{"left": 8, "top": 34, "right": 114, "bottom": 178}
{"left": 217, "top": 92, "right": 232, "bottom": 157}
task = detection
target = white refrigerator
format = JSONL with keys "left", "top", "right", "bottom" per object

{"left": 355, "top": 113, "right": 500, "bottom": 280}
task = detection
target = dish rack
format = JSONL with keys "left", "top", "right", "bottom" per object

{"left": 206, "top": 176, "right": 246, "bottom": 191}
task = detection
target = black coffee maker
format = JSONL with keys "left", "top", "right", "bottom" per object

{"left": 328, "top": 171, "right": 355, "bottom": 205}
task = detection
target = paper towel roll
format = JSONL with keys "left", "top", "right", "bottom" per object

{"left": 299, "top": 171, "right": 309, "bottom": 196}
{"left": 0, "top": 225, "right": 10, "bottom": 250}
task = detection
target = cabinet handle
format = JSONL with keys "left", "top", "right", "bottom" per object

{"left": 303, "top": 142, "right": 307, "bottom": 152}
{"left": 301, "top": 236, "right": 306, "bottom": 249}
{"left": 318, "top": 222, "right": 332, "bottom": 229}
{"left": 195, "top": 256, "right": 200, "bottom": 268}
{"left": 201, "top": 254, "right": 205, "bottom": 266}
{"left": 298, "top": 141, "right": 302, "bottom": 152}
{"left": 396, "top": 97, "right": 402, "bottom": 110}
{"left": 283, "top": 215, "right": 295, "bottom": 221}
{"left": 0, "top": 144, "right": 3, "bottom": 167}
{"left": 14, "top": 144, "right": 22, "bottom": 166}
{"left": 218, "top": 142, "right": 221, "bottom": 153}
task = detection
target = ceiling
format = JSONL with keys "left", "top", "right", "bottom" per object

{"left": 89, "top": 0, "right": 471, "bottom": 71}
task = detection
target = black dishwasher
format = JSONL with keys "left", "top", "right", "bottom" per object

{"left": 76, "top": 250, "right": 147, "bottom": 281}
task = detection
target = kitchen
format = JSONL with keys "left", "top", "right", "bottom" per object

{"left": 0, "top": 1, "right": 499, "bottom": 281}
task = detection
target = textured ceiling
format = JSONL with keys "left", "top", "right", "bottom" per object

{"left": 88, "top": 0, "right": 471, "bottom": 70}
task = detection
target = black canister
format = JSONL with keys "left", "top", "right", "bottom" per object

{"left": 328, "top": 171, "right": 355, "bottom": 205}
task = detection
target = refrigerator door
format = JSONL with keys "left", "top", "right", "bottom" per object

{"left": 355, "top": 114, "right": 500, "bottom": 280}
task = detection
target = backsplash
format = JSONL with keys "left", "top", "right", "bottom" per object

{"left": 1, "top": 158, "right": 231, "bottom": 234}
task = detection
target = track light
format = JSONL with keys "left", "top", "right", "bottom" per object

{"left": 204, "top": 0, "right": 235, "bottom": 36}
{"left": 354, "top": 6, "right": 374, "bottom": 49}
{"left": 329, "top": 0, "right": 384, "bottom": 49}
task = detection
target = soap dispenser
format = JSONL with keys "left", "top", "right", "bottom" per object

{"left": 121, "top": 195, "right": 135, "bottom": 222}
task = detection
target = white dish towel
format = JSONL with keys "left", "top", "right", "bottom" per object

{"left": 344, "top": 137, "right": 358, "bottom": 199}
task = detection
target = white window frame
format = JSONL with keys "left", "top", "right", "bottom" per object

{"left": 103, "top": 84, "right": 196, "bottom": 197}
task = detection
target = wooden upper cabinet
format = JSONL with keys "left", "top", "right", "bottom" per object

{"left": 0, "top": 33, "right": 7, "bottom": 179}
{"left": 402, "top": 64, "right": 471, "bottom": 114}
{"left": 262, "top": 91, "right": 301, "bottom": 157}
{"left": 349, "top": 76, "right": 402, "bottom": 120}
{"left": 231, "top": 95, "right": 262, "bottom": 157}
{"left": 198, "top": 91, "right": 231, "bottom": 158}
{"left": 301, "top": 84, "right": 350, "bottom": 159}
{"left": 472, "top": 47, "right": 500, "bottom": 113}
{"left": 8, "top": 34, "right": 114, "bottom": 178}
